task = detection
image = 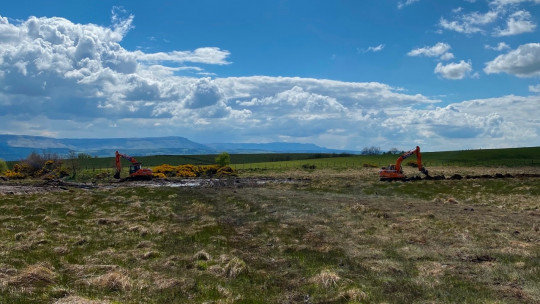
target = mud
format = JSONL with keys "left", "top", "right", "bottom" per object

{"left": 0, "top": 177, "right": 310, "bottom": 195}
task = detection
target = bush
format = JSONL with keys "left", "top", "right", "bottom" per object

{"left": 302, "top": 164, "right": 317, "bottom": 170}
{"left": 0, "top": 159, "right": 7, "bottom": 175}
{"left": 215, "top": 152, "right": 231, "bottom": 167}
{"left": 216, "top": 166, "right": 237, "bottom": 177}
{"left": 151, "top": 163, "right": 236, "bottom": 178}
{"left": 152, "top": 172, "right": 167, "bottom": 179}
{"left": 153, "top": 164, "right": 177, "bottom": 177}
{"left": 4, "top": 170, "right": 25, "bottom": 179}
{"left": 176, "top": 165, "right": 197, "bottom": 177}
{"left": 5, "top": 154, "right": 68, "bottom": 180}
{"left": 95, "top": 172, "right": 111, "bottom": 180}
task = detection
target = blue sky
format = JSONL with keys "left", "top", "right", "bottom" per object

{"left": 0, "top": 0, "right": 539, "bottom": 151}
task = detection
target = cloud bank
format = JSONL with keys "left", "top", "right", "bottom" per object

{"left": 0, "top": 12, "right": 538, "bottom": 151}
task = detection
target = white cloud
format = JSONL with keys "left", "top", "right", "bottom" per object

{"left": 439, "top": 10, "right": 498, "bottom": 34}
{"left": 382, "top": 95, "right": 539, "bottom": 150}
{"left": 0, "top": 13, "right": 232, "bottom": 122}
{"left": 442, "top": 1, "right": 540, "bottom": 37}
{"left": 484, "top": 43, "right": 540, "bottom": 77}
{"left": 485, "top": 42, "right": 511, "bottom": 51}
{"left": 408, "top": 42, "right": 454, "bottom": 60}
{"left": 366, "top": 44, "right": 385, "bottom": 53}
{"left": 529, "top": 84, "right": 540, "bottom": 93}
{"left": 491, "top": 0, "right": 540, "bottom": 7}
{"left": 134, "top": 47, "right": 231, "bottom": 65}
{"left": 494, "top": 10, "right": 537, "bottom": 36}
{"left": 0, "top": 12, "right": 538, "bottom": 151}
{"left": 439, "top": 52, "right": 455, "bottom": 60}
{"left": 434, "top": 60, "right": 473, "bottom": 79}
{"left": 398, "top": 0, "right": 420, "bottom": 9}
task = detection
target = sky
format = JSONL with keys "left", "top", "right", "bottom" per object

{"left": 0, "top": 0, "right": 539, "bottom": 152}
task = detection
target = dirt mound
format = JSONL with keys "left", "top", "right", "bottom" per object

{"left": 390, "top": 172, "right": 540, "bottom": 182}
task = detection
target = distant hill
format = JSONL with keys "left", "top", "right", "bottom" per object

{"left": 206, "top": 142, "right": 355, "bottom": 154}
{"left": 0, "top": 134, "right": 354, "bottom": 161}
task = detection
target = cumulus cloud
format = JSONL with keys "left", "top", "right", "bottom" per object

{"left": 0, "top": 11, "right": 537, "bottom": 151}
{"left": 494, "top": 10, "right": 537, "bottom": 36}
{"left": 408, "top": 42, "right": 454, "bottom": 60}
{"left": 439, "top": 10, "right": 498, "bottom": 34}
{"left": 434, "top": 60, "right": 473, "bottom": 79}
{"left": 384, "top": 95, "right": 539, "bottom": 150}
{"left": 441, "top": 1, "right": 540, "bottom": 36}
{"left": 485, "top": 42, "right": 511, "bottom": 51}
{"left": 484, "top": 43, "right": 540, "bottom": 77}
{"left": 0, "top": 12, "right": 232, "bottom": 121}
{"left": 491, "top": 0, "right": 540, "bottom": 7}
{"left": 529, "top": 84, "right": 540, "bottom": 93}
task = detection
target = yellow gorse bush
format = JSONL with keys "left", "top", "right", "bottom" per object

{"left": 152, "top": 164, "right": 236, "bottom": 178}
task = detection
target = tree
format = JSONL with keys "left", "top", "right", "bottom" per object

{"left": 361, "top": 146, "right": 382, "bottom": 155}
{"left": 0, "top": 159, "right": 7, "bottom": 175}
{"left": 388, "top": 148, "right": 401, "bottom": 155}
{"left": 68, "top": 150, "right": 80, "bottom": 178}
{"left": 215, "top": 152, "right": 231, "bottom": 167}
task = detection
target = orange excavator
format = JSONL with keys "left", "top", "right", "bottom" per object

{"left": 379, "top": 146, "right": 429, "bottom": 181}
{"left": 114, "top": 151, "right": 153, "bottom": 180}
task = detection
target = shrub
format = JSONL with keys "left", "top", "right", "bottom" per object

{"left": 152, "top": 163, "right": 235, "bottom": 178}
{"left": 302, "top": 164, "right": 317, "bottom": 170}
{"left": 216, "top": 166, "right": 237, "bottom": 177}
{"left": 95, "top": 172, "right": 111, "bottom": 179}
{"left": 153, "top": 164, "right": 177, "bottom": 177}
{"left": 152, "top": 172, "right": 167, "bottom": 179}
{"left": 4, "top": 170, "right": 25, "bottom": 179}
{"left": 176, "top": 165, "right": 197, "bottom": 177}
{"left": 200, "top": 165, "right": 219, "bottom": 176}
{"left": 0, "top": 159, "right": 7, "bottom": 175}
{"left": 6, "top": 155, "right": 68, "bottom": 180}
{"left": 215, "top": 152, "right": 231, "bottom": 167}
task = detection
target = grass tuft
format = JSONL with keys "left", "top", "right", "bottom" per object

{"left": 8, "top": 263, "right": 57, "bottom": 288}
{"left": 311, "top": 268, "right": 341, "bottom": 288}
{"left": 87, "top": 271, "right": 131, "bottom": 291}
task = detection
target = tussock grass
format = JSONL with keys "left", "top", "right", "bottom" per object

{"left": 311, "top": 269, "right": 341, "bottom": 288}
{"left": 0, "top": 167, "right": 538, "bottom": 303}
{"left": 7, "top": 263, "right": 57, "bottom": 288}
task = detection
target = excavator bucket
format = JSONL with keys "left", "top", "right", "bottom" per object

{"left": 114, "top": 171, "right": 121, "bottom": 179}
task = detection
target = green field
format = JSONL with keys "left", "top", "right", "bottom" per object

{"left": 0, "top": 165, "right": 539, "bottom": 303}
{"left": 5, "top": 146, "right": 540, "bottom": 173}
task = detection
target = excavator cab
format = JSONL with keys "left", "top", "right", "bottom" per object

{"left": 129, "top": 163, "right": 142, "bottom": 175}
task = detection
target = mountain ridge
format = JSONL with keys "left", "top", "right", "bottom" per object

{"left": 0, "top": 134, "right": 355, "bottom": 161}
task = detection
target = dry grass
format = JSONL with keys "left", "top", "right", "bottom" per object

{"left": 86, "top": 271, "right": 131, "bottom": 291}
{"left": 311, "top": 269, "right": 341, "bottom": 288}
{"left": 7, "top": 263, "right": 57, "bottom": 288}
{"left": 54, "top": 296, "right": 111, "bottom": 304}
{"left": 0, "top": 166, "right": 538, "bottom": 303}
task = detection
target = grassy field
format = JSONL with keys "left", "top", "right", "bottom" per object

{"left": 81, "top": 146, "right": 539, "bottom": 170}
{"left": 8, "top": 146, "right": 538, "bottom": 172}
{"left": 0, "top": 165, "right": 539, "bottom": 303}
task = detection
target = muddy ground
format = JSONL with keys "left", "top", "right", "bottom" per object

{"left": 0, "top": 177, "right": 311, "bottom": 195}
